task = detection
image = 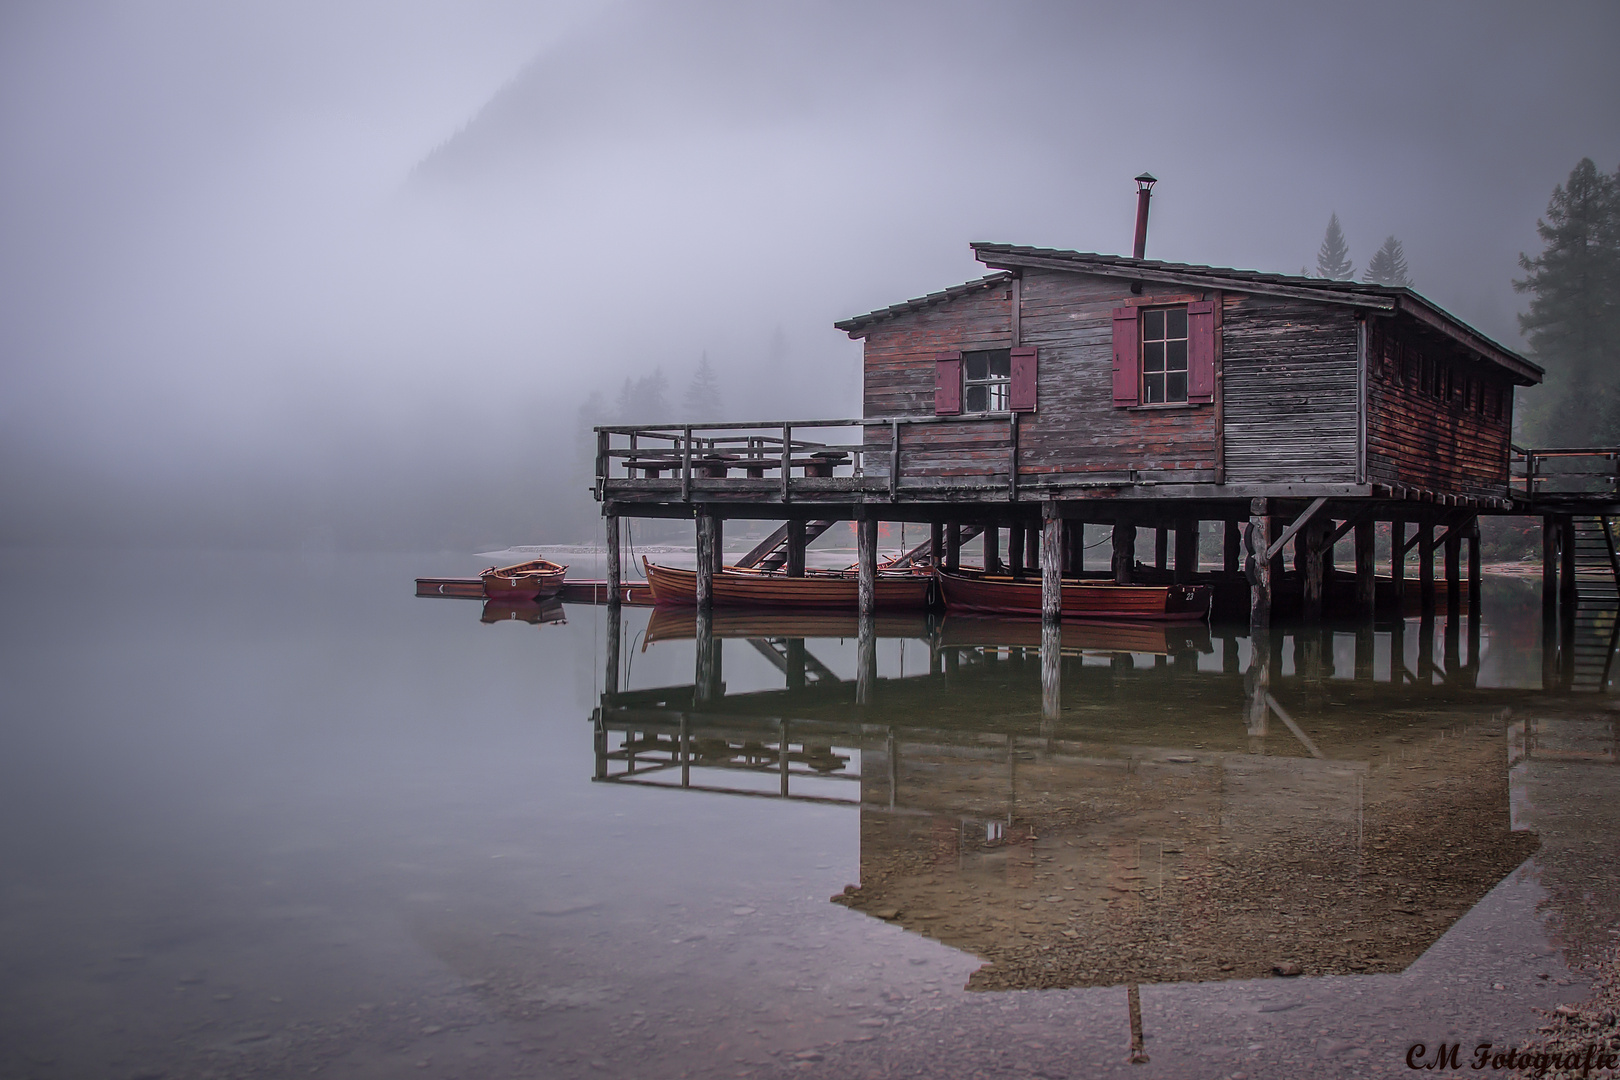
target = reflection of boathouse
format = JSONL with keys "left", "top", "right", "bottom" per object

{"left": 591, "top": 612, "right": 1539, "bottom": 990}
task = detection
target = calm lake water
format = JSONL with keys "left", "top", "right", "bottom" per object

{"left": 2, "top": 548, "right": 1616, "bottom": 1080}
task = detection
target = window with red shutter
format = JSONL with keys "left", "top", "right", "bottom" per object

{"left": 1009, "top": 346, "right": 1037, "bottom": 412}
{"left": 934, "top": 352, "right": 962, "bottom": 415}
{"left": 1112, "top": 308, "right": 1140, "bottom": 406}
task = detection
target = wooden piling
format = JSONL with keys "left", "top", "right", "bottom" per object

{"left": 1224, "top": 519, "right": 1240, "bottom": 576}
{"left": 1392, "top": 516, "right": 1407, "bottom": 603}
{"left": 1248, "top": 499, "right": 1271, "bottom": 635}
{"left": 1445, "top": 524, "right": 1461, "bottom": 619}
{"left": 711, "top": 515, "right": 725, "bottom": 575}
{"left": 1041, "top": 503, "right": 1063, "bottom": 624}
{"left": 946, "top": 523, "right": 961, "bottom": 572}
{"left": 1560, "top": 514, "right": 1577, "bottom": 610}
{"left": 1154, "top": 527, "right": 1168, "bottom": 571}
{"left": 929, "top": 522, "right": 943, "bottom": 570}
{"left": 1419, "top": 522, "right": 1435, "bottom": 617}
{"left": 1113, "top": 519, "right": 1135, "bottom": 585}
{"left": 1468, "top": 518, "right": 1482, "bottom": 620}
{"left": 1354, "top": 518, "right": 1375, "bottom": 617}
{"left": 1303, "top": 517, "right": 1328, "bottom": 623}
{"left": 1024, "top": 525, "right": 1039, "bottom": 574}
{"left": 857, "top": 514, "right": 877, "bottom": 617}
{"left": 1173, "top": 519, "right": 1197, "bottom": 584}
{"left": 695, "top": 512, "right": 715, "bottom": 611}
{"left": 604, "top": 513, "right": 621, "bottom": 608}
{"left": 983, "top": 523, "right": 1002, "bottom": 575}
{"left": 1009, "top": 523, "right": 1026, "bottom": 576}
{"left": 1542, "top": 515, "right": 1559, "bottom": 622}
{"left": 787, "top": 519, "right": 807, "bottom": 577}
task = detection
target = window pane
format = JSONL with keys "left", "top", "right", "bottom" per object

{"left": 1167, "top": 339, "right": 1187, "bottom": 372}
{"left": 965, "top": 384, "right": 987, "bottom": 412}
{"left": 989, "top": 383, "right": 1008, "bottom": 410}
{"left": 1166, "top": 371, "right": 1188, "bottom": 402}
{"left": 1143, "top": 341, "right": 1165, "bottom": 373}
{"left": 989, "top": 351, "right": 1010, "bottom": 378}
{"left": 965, "top": 353, "right": 987, "bottom": 380}
{"left": 1166, "top": 307, "right": 1188, "bottom": 339}
{"left": 1144, "top": 373, "right": 1164, "bottom": 404}
{"left": 1143, "top": 309, "right": 1164, "bottom": 340}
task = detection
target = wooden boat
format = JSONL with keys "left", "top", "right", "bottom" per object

{"left": 936, "top": 569, "right": 1211, "bottom": 622}
{"left": 642, "top": 557, "right": 932, "bottom": 610}
{"left": 480, "top": 558, "right": 568, "bottom": 601}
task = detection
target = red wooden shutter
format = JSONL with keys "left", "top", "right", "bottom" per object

{"left": 1111, "top": 308, "right": 1139, "bottom": 407}
{"left": 1009, "top": 346, "right": 1037, "bottom": 412}
{"left": 933, "top": 352, "right": 962, "bottom": 415}
{"left": 1188, "top": 300, "right": 1216, "bottom": 403}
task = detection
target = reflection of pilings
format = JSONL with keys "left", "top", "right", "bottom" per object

{"left": 1391, "top": 615, "right": 1407, "bottom": 683}
{"left": 1041, "top": 620, "right": 1061, "bottom": 727}
{"left": 605, "top": 602, "right": 622, "bottom": 697}
{"left": 593, "top": 709, "right": 607, "bottom": 780}
{"left": 1245, "top": 630, "right": 1270, "bottom": 738}
{"left": 1418, "top": 611, "right": 1435, "bottom": 684}
{"left": 1467, "top": 519, "right": 1482, "bottom": 619}
{"left": 1444, "top": 612, "right": 1461, "bottom": 683}
{"left": 694, "top": 606, "right": 720, "bottom": 704}
{"left": 786, "top": 637, "right": 806, "bottom": 692}
{"left": 1223, "top": 634, "right": 1240, "bottom": 675}
{"left": 856, "top": 612, "right": 876, "bottom": 705}
{"left": 1355, "top": 622, "right": 1374, "bottom": 681}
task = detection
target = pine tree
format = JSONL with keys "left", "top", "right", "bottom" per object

{"left": 683, "top": 353, "right": 724, "bottom": 419}
{"left": 1316, "top": 213, "right": 1354, "bottom": 279}
{"left": 614, "top": 369, "right": 670, "bottom": 422}
{"left": 1363, "top": 236, "right": 1414, "bottom": 288}
{"left": 1515, "top": 158, "right": 1620, "bottom": 444}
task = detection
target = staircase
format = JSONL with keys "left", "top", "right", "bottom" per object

{"left": 1567, "top": 516, "right": 1620, "bottom": 692}
{"left": 735, "top": 520, "right": 838, "bottom": 570}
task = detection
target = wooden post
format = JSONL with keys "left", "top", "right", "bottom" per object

{"left": 1066, "top": 521, "right": 1081, "bottom": 574}
{"left": 1468, "top": 517, "right": 1482, "bottom": 623}
{"left": 1303, "top": 517, "right": 1328, "bottom": 623}
{"left": 1419, "top": 521, "right": 1435, "bottom": 617}
{"left": 946, "top": 523, "right": 961, "bottom": 572}
{"left": 984, "top": 523, "right": 1002, "bottom": 575}
{"left": 711, "top": 515, "right": 725, "bottom": 575}
{"left": 1355, "top": 518, "right": 1375, "bottom": 617}
{"left": 786, "top": 519, "right": 807, "bottom": 577}
{"left": 1041, "top": 502, "right": 1063, "bottom": 624}
{"left": 1025, "top": 526, "right": 1039, "bottom": 573}
{"left": 1560, "top": 514, "right": 1577, "bottom": 610}
{"left": 1392, "top": 516, "right": 1407, "bottom": 612}
{"left": 1112, "top": 518, "right": 1135, "bottom": 585}
{"left": 929, "top": 522, "right": 943, "bottom": 569}
{"left": 1269, "top": 514, "right": 1286, "bottom": 604}
{"left": 695, "top": 512, "right": 715, "bottom": 612}
{"left": 1009, "top": 523, "right": 1026, "bottom": 576}
{"left": 1247, "top": 499, "right": 1271, "bottom": 635}
{"left": 1154, "top": 527, "right": 1168, "bottom": 571}
{"left": 1174, "top": 520, "right": 1197, "bottom": 584}
{"left": 1445, "top": 523, "right": 1462, "bottom": 620}
{"left": 1543, "top": 514, "right": 1559, "bottom": 622}
{"left": 605, "top": 513, "right": 621, "bottom": 608}
{"left": 1224, "top": 519, "right": 1240, "bottom": 576}
{"left": 857, "top": 514, "right": 877, "bottom": 618}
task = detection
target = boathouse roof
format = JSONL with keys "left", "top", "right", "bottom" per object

{"left": 835, "top": 243, "right": 1542, "bottom": 385}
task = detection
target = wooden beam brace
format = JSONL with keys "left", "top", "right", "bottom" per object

{"left": 1327, "top": 509, "right": 1371, "bottom": 548}
{"left": 1264, "top": 497, "right": 1329, "bottom": 561}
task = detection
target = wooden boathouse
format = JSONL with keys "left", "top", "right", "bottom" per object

{"left": 594, "top": 233, "right": 1619, "bottom": 639}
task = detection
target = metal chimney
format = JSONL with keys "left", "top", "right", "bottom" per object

{"left": 1132, "top": 173, "right": 1157, "bottom": 259}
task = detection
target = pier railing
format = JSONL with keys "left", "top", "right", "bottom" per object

{"left": 1511, "top": 446, "right": 1620, "bottom": 499}
{"left": 594, "top": 414, "right": 1021, "bottom": 502}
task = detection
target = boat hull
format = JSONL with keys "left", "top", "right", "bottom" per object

{"left": 642, "top": 558, "right": 931, "bottom": 610}
{"left": 480, "top": 559, "right": 568, "bottom": 602}
{"left": 936, "top": 570, "right": 1210, "bottom": 622}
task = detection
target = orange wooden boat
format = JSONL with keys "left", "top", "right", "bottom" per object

{"left": 480, "top": 558, "right": 568, "bottom": 601}
{"left": 642, "top": 557, "right": 932, "bottom": 610}
{"left": 936, "top": 569, "right": 1210, "bottom": 622}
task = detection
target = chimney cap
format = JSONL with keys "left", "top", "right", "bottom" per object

{"left": 1134, "top": 172, "right": 1157, "bottom": 191}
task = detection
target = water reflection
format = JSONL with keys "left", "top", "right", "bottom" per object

{"left": 593, "top": 607, "right": 1545, "bottom": 992}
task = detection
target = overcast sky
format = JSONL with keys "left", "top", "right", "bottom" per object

{"left": 3, "top": 1, "right": 1617, "bottom": 548}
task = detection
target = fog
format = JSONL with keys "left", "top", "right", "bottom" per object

{"left": 3, "top": 1, "right": 1618, "bottom": 550}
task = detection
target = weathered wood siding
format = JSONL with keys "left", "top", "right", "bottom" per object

{"left": 1016, "top": 270, "right": 1217, "bottom": 481}
{"left": 1220, "top": 295, "right": 1360, "bottom": 485}
{"left": 1365, "top": 320, "right": 1513, "bottom": 498}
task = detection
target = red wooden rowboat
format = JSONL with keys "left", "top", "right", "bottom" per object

{"left": 642, "top": 557, "right": 931, "bottom": 610}
{"left": 935, "top": 569, "right": 1210, "bottom": 622}
{"left": 480, "top": 558, "right": 568, "bottom": 602}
